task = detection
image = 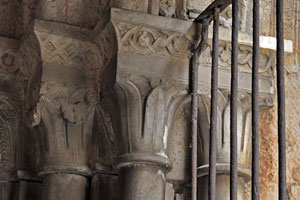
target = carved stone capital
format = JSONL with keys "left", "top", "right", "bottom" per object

{"left": 115, "top": 73, "right": 187, "bottom": 170}
{"left": 0, "top": 31, "right": 41, "bottom": 182}
{"left": 96, "top": 8, "right": 200, "bottom": 171}
{"left": 99, "top": 7, "right": 284, "bottom": 199}
{"left": 32, "top": 19, "right": 103, "bottom": 176}
{"left": 197, "top": 90, "right": 274, "bottom": 178}
{"left": 195, "top": 89, "right": 273, "bottom": 199}
{"left": 96, "top": 8, "right": 200, "bottom": 199}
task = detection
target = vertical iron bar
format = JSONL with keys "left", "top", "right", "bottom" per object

{"left": 191, "top": 20, "right": 209, "bottom": 200}
{"left": 276, "top": 0, "right": 287, "bottom": 199}
{"left": 191, "top": 44, "right": 199, "bottom": 200}
{"left": 230, "top": 0, "right": 239, "bottom": 200}
{"left": 252, "top": 0, "right": 260, "bottom": 199}
{"left": 209, "top": 7, "right": 220, "bottom": 200}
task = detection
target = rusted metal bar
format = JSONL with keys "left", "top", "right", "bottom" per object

{"left": 252, "top": 0, "right": 260, "bottom": 199}
{"left": 192, "top": 2, "right": 233, "bottom": 199}
{"left": 209, "top": 7, "right": 220, "bottom": 200}
{"left": 230, "top": 0, "right": 239, "bottom": 199}
{"left": 191, "top": 20, "right": 209, "bottom": 200}
{"left": 191, "top": 40, "right": 199, "bottom": 200}
{"left": 195, "top": 0, "right": 232, "bottom": 23}
{"left": 276, "top": 0, "right": 287, "bottom": 199}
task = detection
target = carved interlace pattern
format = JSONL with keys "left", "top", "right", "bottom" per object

{"left": 36, "top": 33, "right": 102, "bottom": 68}
{"left": 115, "top": 22, "right": 191, "bottom": 59}
{"left": 199, "top": 41, "right": 275, "bottom": 76}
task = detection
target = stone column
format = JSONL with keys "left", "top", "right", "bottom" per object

{"left": 104, "top": 8, "right": 199, "bottom": 200}
{"left": 114, "top": 77, "right": 175, "bottom": 200}
{"left": 32, "top": 1, "right": 105, "bottom": 199}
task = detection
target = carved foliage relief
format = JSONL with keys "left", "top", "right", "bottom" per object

{"left": 34, "top": 81, "right": 97, "bottom": 174}
{"left": 114, "top": 22, "right": 191, "bottom": 59}
{"left": 116, "top": 73, "right": 187, "bottom": 158}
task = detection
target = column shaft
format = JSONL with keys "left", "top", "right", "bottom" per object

{"left": 120, "top": 165, "right": 166, "bottom": 200}
{"left": 42, "top": 173, "right": 88, "bottom": 200}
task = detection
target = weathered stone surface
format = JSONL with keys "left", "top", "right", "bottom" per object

{"left": 90, "top": 174, "right": 120, "bottom": 200}
{"left": 120, "top": 165, "right": 166, "bottom": 200}
{"left": 0, "top": 0, "right": 299, "bottom": 199}
{"left": 17, "top": 181, "right": 43, "bottom": 200}
{"left": 112, "top": 0, "right": 159, "bottom": 14}
{"left": 35, "top": 0, "right": 106, "bottom": 28}
{"left": 41, "top": 173, "right": 88, "bottom": 200}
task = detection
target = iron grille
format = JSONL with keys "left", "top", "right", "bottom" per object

{"left": 191, "top": 0, "right": 286, "bottom": 199}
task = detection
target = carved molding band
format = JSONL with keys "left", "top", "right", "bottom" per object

{"left": 199, "top": 41, "right": 275, "bottom": 77}
{"left": 114, "top": 22, "right": 191, "bottom": 59}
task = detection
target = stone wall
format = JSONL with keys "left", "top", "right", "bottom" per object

{"left": 259, "top": 0, "right": 300, "bottom": 199}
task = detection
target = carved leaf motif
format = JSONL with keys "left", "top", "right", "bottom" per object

{"left": 39, "top": 82, "right": 97, "bottom": 124}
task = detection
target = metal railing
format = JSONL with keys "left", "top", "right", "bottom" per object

{"left": 190, "top": 0, "right": 287, "bottom": 199}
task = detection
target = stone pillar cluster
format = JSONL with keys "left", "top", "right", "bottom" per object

{"left": 0, "top": 0, "right": 289, "bottom": 200}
